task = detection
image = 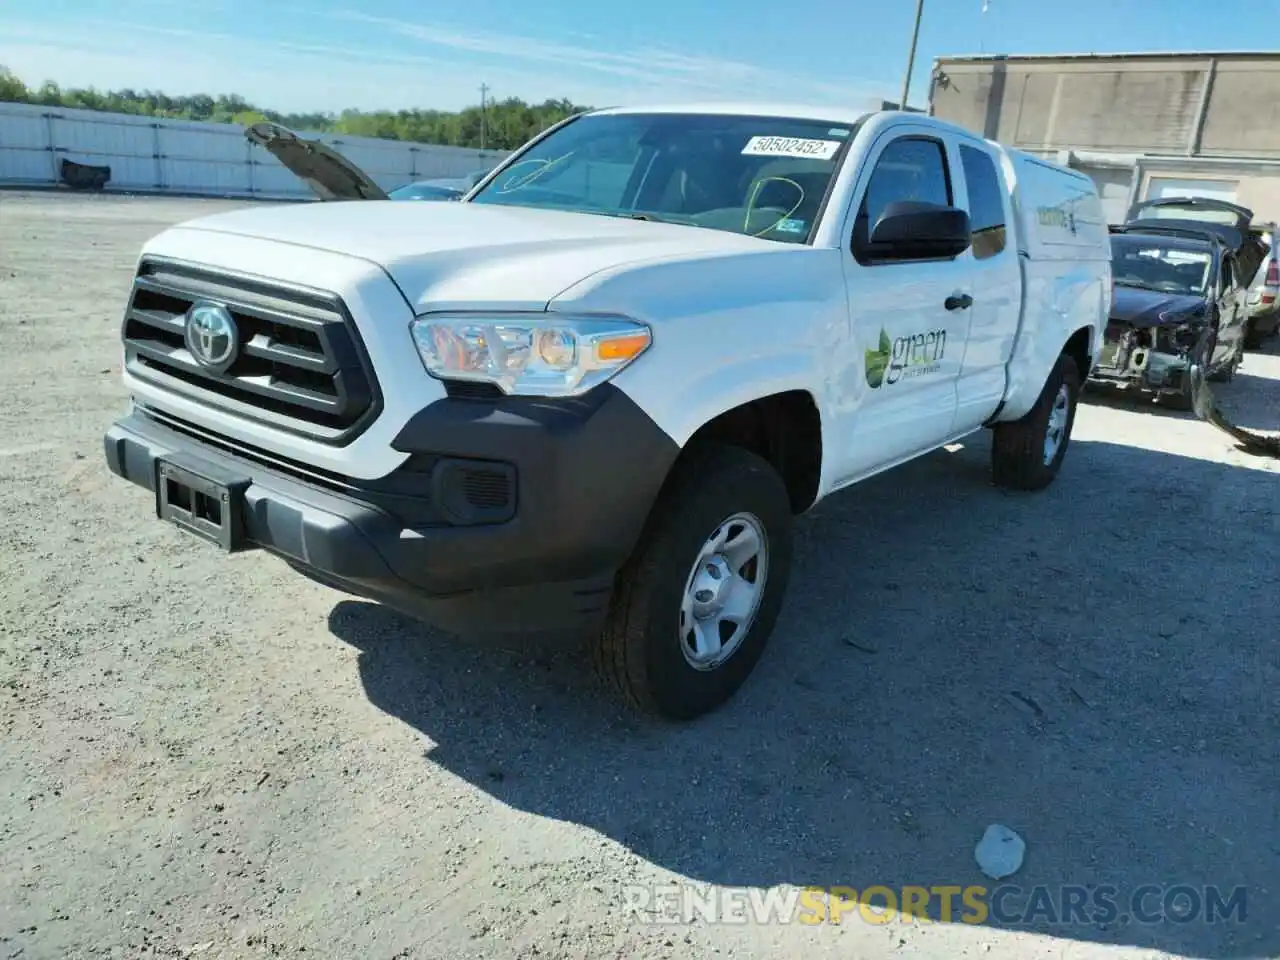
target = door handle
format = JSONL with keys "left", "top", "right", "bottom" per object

{"left": 945, "top": 293, "right": 973, "bottom": 311}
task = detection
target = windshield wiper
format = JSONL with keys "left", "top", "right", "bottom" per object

{"left": 602, "top": 211, "right": 678, "bottom": 224}
{"left": 554, "top": 207, "right": 692, "bottom": 226}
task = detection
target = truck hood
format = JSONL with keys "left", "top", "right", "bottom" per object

{"left": 244, "top": 121, "right": 389, "bottom": 201}
{"left": 1109, "top": 286, "right": 1207, "bottom": 328}
{"left": 171, "top": 199, "right": 775, "bottom": 311}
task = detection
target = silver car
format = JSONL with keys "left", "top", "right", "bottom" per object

{"left": 1245, "top": 223, "right": 1280, "bottom": 348}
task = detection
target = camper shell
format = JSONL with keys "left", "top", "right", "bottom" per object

{"left": 1000, "top": 147, "right": 1111, "bottom": 261}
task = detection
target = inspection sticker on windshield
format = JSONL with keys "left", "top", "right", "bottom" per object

{"left": 741, "top": 136, "right": 842, "bottom": 160}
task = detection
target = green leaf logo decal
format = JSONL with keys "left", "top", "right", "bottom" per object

{"left": 865, "top": 327, "right": 891, "bottom": 389}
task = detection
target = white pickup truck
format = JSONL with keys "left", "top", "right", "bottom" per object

{"left": 104, "top": 105, "right": 1111, "bottom": 720}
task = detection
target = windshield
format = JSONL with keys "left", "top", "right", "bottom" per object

{"left": 1111, "top": 236, "right": 1213, "bottom": 296}
{"left": 467, "top": 112, "right": 856, "bottom": 244}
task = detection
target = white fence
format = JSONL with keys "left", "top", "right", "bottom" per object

{"left": 0, "top": 101, "right": 509, "bottom": 199}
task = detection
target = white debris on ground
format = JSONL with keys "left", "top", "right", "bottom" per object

{"left": 975, "top": 824, "right": 1026, "bottom": 880}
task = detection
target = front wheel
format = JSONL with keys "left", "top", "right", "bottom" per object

{"left": 991, "top": 353, "right": 1080, "bottom": 491}
{"left": 1160, "top": 387, "right": 1196, "bottom": 412}
{"left": 594, "top": 444, "right": 794, "bottom": 720}
{"left": 1208, "top": 337, "right": 1243, "bottom": 382}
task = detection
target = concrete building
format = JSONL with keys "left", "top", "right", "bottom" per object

{"left": 927, "top": 51, "right": 1280, "bottom": 225}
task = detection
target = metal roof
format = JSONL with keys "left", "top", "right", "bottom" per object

{"left": 934, "top": 50, "right": 1280, "bottom": 65}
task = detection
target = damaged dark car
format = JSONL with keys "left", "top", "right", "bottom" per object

{"left": 1090, "top": 197, "right": 1269, "bottom": 410}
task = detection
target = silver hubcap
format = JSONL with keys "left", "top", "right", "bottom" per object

{"left": 1043, "top": 384, "right": 1070, "bottom": 465}
{"left": 680, "top": 512, "right": 768, "bottom": 671}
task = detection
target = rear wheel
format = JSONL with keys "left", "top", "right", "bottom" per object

{"left": 595, "top": 444, "right": 793, "bottom": 720}
{"left": 991, "top": 353, "right": 1080, "bottom": 491}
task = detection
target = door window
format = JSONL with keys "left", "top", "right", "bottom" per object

{"left": 958, "top": 144, "right": 1007, "bottom": 260}
{"left": 854, "top": 136, "right": 952, "bottom": 263}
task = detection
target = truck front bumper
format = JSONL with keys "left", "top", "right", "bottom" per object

{"left": 103, "top": 386, "right": 679, "bottom": 635}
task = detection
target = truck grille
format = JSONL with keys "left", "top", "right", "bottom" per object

{"left": 121, "top": 258, "right": 380, "bottom": 444}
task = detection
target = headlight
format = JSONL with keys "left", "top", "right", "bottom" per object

{"left": 409, "top": 312, "right": 652, "bottom": 397}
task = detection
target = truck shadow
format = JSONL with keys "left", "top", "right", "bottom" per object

{"left": 330, "top": 436, "right": 1279, "bottom": 958}
{"left": 1081, "top": 381, "right": 1198, "bottom": 420}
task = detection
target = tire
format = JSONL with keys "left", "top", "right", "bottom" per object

{"left": 1208, "top": 341, "right": 1242, "bottom": 382}
{"left": 594, "top": 444, "right": 794, "bottom": 720}
{"left": 1159, "top": 387, "right": 1195, "bottom": 412}
{"left": 1243, "top": 319, "right": 1264, "bottom": 351}
{"left": 991, "top": 353, "right": 1080, "bottom": 491}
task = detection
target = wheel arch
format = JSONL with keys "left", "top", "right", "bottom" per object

{"left": 1062, "top": 325, "right": 1094, "bottom": 384}
{"left": 672, "top": 390, "right": 824, "bottom": 514}
{"left": 996, "top": 322, "right": 1097, "bottom": 423}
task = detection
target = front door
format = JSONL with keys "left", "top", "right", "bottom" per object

{"left": 835, "top": 130, "right": 972, "bottom": 482}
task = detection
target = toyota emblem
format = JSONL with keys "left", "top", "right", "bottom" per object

{"left": 184, "top": 301, "right": 239, "bottom": 371}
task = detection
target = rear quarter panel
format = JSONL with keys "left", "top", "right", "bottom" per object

{"left": 995, "top": 148, "right": 1112, "bottom": 421}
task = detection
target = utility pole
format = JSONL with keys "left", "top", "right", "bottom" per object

{"left": 479, "top": 82, "right": 489, "bottom": 152}
{"left": 898, "top": 0, "right": 925, "bottom": 111}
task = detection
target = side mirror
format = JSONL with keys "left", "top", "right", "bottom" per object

{"left": 862, "top": 200, "right": 971, "bottom": 261}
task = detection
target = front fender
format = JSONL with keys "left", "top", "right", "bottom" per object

{"left": 551, "top": 244, "right": 847, "bottom": 467}
{"left": 613, "top": 350, "right": 824, "bottom": 450}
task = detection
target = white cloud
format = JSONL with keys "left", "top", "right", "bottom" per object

{"left": 335, "top": 10, "right": 894, "bottom": 103}
{"left": 0, "top": 15, "right": 894, "bottom": 113}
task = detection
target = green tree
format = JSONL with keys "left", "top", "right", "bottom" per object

{"left": 0, "top": 70, "right": 589, "bottom": 150}
{"left": 0, "top": 65, "right": 29, "bottom": 102}
{"left": 231, "top": 109, "right": 270, "bottom": 126}
{"left": 34, "top": 80, "right": 63, "bottom": 106}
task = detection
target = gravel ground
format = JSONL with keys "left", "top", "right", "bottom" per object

{"left": 1, "top": 191, "right": 1278, "bottom": 960}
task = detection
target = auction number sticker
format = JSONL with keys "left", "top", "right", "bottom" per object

{"left": 741, "top": 136, "right": 842, "bottom": 160}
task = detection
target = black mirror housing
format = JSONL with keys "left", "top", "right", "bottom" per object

{"left": 862, "top": 200, "right": 972, "bottom": 261}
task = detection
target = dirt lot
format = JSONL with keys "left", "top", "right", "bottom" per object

{"left": 1, "top": 191, "right": 1278, "bottom": 960}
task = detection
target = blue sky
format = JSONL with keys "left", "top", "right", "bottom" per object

{"left": 1, "top": 0, "right": 1272, "bottom": 113}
